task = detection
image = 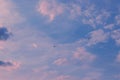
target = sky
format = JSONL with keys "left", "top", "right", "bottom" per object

{"left": 0, "top": 0, "right": 120, "bottom": 80}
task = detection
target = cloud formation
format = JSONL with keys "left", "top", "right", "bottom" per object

{"left": 0, "top": 0, "right": 119, "bottom": 80}
{"left": 87, "top": 29, "right": 109, "bottom": 46}
{"left": 37, "top": 0, "right": 63, "bottom": 21}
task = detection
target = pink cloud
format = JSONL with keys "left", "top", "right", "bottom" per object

{"left": 53, "top": 58, "right": 68, "bottom": 66}
{"left": 37, "top": 0, "right": 83, "bottom": 21}
{"left": 37, "top": 0, "right": 63, "bottom": 21}
{"left": 32, "top": 43, "right": 38, "bottom": 48}
{"left": 73, "top": 47, "right": 96, "bottom": 62}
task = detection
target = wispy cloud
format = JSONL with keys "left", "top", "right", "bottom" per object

{"left": 53, "top": 58, "right": 68, "bottom": 66}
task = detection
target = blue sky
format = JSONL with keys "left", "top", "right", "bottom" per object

{"left": 0, "top": 0, "right": 120, "bottom": 80}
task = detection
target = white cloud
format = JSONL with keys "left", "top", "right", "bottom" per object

{"left": 87, "top": 29, "right": 109, "bottom": 46}
{"left": 115, "top": 15, "right": 120, "bottom": 25}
